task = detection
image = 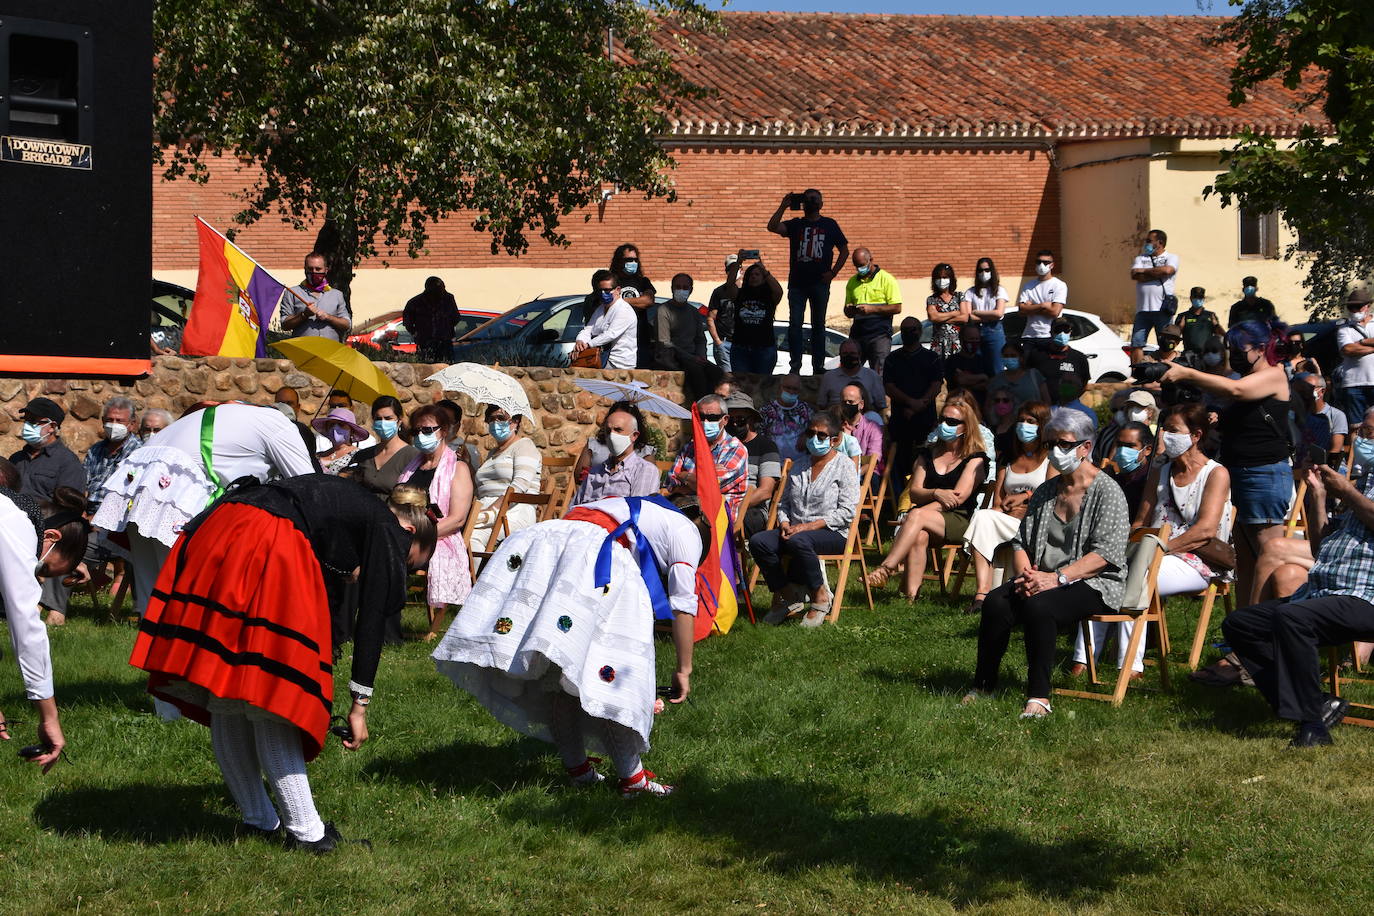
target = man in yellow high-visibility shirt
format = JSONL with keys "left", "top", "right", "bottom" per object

{"left": 843, "top": 247, "right": 902, "bottom": 372}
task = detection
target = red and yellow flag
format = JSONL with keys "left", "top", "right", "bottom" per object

{"left": 690, "top": 404, "right": 740, "bottom": 640}
{"left": 183, "top": 217, "right": 287, "bottom": 358}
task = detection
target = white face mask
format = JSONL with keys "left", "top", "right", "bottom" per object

{"left": 104, "top": 421, "right": 129, "bottom": 442}
{"left": 1162, "top": 431, "right": 1193, "bottom": 459}
{"left": 35, "top": 541, "right": 55, "bottom": 579}
{"left": 1127, "top": 408, "right": 1150, "bottom": 424}
{"left": 977, "top": 270, "right": 992, "bottom": 283}
{"left": 936, "top": 278, "right": 951, "bottom": 290}
{"left": 1036, "top": 263, "right": 1052, "bottom": 277}
{"left": 608, "top": 431, "right": 633, "bottom": 456}
{"left": 1050, "top": 444, "right": 1082, "bottom": 474}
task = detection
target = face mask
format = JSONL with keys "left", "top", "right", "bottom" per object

{"left": 727, "top": 419, "right": 747, "bottom": 437}
{"left": 373, "top": 419, "right": 398, "bottom": 440}
{"left": 1201, "top": 351, "right": 1222, "bottom": 367}
{"left": 672, "top": 288, "right": 690, "bottom": 303}
{"left": 1351, "top": 308, "right": 1369, "bottom": 324}
{"left": 1229, "top": 351, "right": 1253, "bottom": 374}
{"left": 936, "top": 278, "right": 951, "bottom": 291}
{"left": 622, "top": 260, "right": 639, "bottom": 275}
{"left": 856, "top": 264, "right": 872, "bottom": 277}
{"left": 1356, "top": 437, "right": 1374, "bottom": 469}
{"left": 1191, "top": 298, "right": 1206, "bottom": 309}
{"left": 1015, "top": 422, "right": 1038, "bottom": 443}
{"left": 20, "top": 422, "right": 45, "bottom": 445}
{"left": 1143, "top": 242, "right": 1156, "bottom": 256}
{"left": 608, "top": 431, "right": 633, "bottom": 455}
{"left": 415, "top": 431, "right": 440, "bottom": 453}
{"left": 1036, "top": 263, "right": 1052, "bottom": 277}
{"left": 104, "top": 422, "right": 129, "bottom": 442}
{"left": 1243, "top": 285, "right": 1257, "bottom": 297}
{"left": 1114, "top": 445, "right": 1142, "bottom": 473}
{"left": 805, "top": 434, "right": 832, "bottom": 457}
{"left": 328, "top": 426, "right": 352, "bottom": 446}
{"left": 35, "top": 541, "right": 56, "bottom": 579}
{"left": 598, "top": 289, "right": 614, "bottom": 304}
{"left": 780, "top": 391, "right": 798, "bottom": 406}
{"left": 840, "top": 355, "right": 861, "bottom": 369}
{"left": 992, "top": 401, "right": 1013, "bottom": 417}
{"left": 305, "top": 272, "right": 328, "bottom": 292}
{"left": 1162, "top": 431, "right": 1193, "bottom": 459}
{"left": 841, "top": 403, "right": 860, "bottom": 420}
{"left": 1002, "top": 357, "right": 1020, "bottom": 371}
{"left": 937, "top": 421, "right": 961, "bottom": 442}
{"left": 1050, "top": 444, "right": 1082, "bottom": 474}
{"left": 701, "top": 420, "right": 721, "bottom": 439}
{"left": 978, "top": 270, "right": 992, "bottom": 283}
{"left": 1128, "top": 407, "right": 1150, "bottom": 424}
{"left": 1053, "top": 332, "right": 1071, "bottom": 347}
{"left": 489, "top": 421, "right": 513, "bottom": 443}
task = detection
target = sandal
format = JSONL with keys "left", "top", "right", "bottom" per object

{"left": 1189, "top": 656, "right": 1245, "bottom": 688}
{"left": 965, "top": 592, "right": 987, "bottom": 615}
{"left": 865, "top": 565, "right": 897, "bottom": 589}
{"left": 1068, "top": 663, "right": 1088, "bottom": 678}
{"left": 1019, "top": 698, "right": 1053, "bottom": 719}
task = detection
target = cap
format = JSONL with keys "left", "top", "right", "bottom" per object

{"left": 20, "top": 397, "right": 64, "bottom": 426}
{"left": 1126, "top": 389, "right": 1157, "bottom": 409}
{"left": 724, "top": 254, "right": 739, "bottom": 268}
{"left": 725, "top": 391, "right": 759, "bottom": 417}
{"left": 1160, "top": 324, "right": 1183, "bottom": 341}
{"left": 1346, "top": 288, "right": 1373, "bottom": 308}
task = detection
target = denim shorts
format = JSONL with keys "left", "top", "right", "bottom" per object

{"left": 1229, "top": 460, "right": 1293, "bottom": 526}
{"left": 1130, "top": 310, "right": 1172, "bottom": 347}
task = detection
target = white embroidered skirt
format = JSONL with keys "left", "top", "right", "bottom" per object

{"left": 90, "top": 445, "right": 214, "bottom": 549}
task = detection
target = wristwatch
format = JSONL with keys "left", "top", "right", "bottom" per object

{"left": 1056, "top": 571, "right": 1070, "bottom": 587}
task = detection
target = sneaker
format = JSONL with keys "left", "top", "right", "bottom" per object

{"left": 619, "top": 769, "right": 674, "bottom": 799}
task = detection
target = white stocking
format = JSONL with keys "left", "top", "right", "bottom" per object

{"left": 547, "top": 691, "right": 589, "bottom": 770}
{"left": 210, "top": 712, "right": 280, "bottom": 831}
{"left": 252, "top": 717, "right": 325, "bottom": 843}
{"left": 596, "top": 719, "right": 643, "bottom": 780}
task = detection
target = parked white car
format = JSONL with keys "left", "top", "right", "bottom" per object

{"left": 893, "top": 306, "right": 1133, "bottom": 383}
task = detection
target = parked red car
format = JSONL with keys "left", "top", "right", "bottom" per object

{"left": 347, "top": 309, "right": 501, "bottom": 354}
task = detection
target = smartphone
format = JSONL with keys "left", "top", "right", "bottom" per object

{"left": 787, "top": 193, "right": 803, "bottom": 211}
{"left": 738, "top": 249, "right": 760, "bottom": 261}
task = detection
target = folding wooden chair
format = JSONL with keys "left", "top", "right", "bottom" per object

{"left": 541, "top": 454, "right": 578, "bottom": 520}
{"left": 1186, "top": 576, "right": 1235, "bottom": 670}
{"left": 1284, "top": 479, "right": 1309, "bottom": 538}
{"left": 1055, "top": 523, "right": 1172, "bottom": 707}
{"left": 922, "top": 479, "right": 994, "bottom": 596}
{"left": 821, "top": 456, "right": 877, "bottom": 623}
{"left": 746, "top": 459, "right": 791, "bottom": 594}
{"left": 858, "top": 443, "right": 896, "bottom": 548}
{"left": 1325, "top": 645, "right": 1374, "bottom": 728}
{"left": 464, "top": 486, "right": 512, "bottom": 576}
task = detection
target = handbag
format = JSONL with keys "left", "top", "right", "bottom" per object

{"left": 1163, "top": 468, "right": 1236, "bottom": 571}
{"left": 569, "top": 346, "right": 601, "bottom": 369}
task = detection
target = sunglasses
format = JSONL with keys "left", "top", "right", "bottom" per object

{"left": 940, "top": 417, "right": 965, "bottom": 426}
{"left": 415, "top": 425, "right": 442, "bottom": 435}
{"left": 700, "top": 413, "right": 727, "bottom": 422}
{"left": 1049, "top": 438, "right": 1088, "bottom": 450}
{"left": 1037, "top": 260, "right": 1054, "bottom": 266}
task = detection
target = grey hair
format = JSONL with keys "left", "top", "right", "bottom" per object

{"left": 1045, "top": 406, "right": 1095, "bottom": 444}
{"left": 697, "top": 394, "right": 725, "bottom": 414}
{"left": 142, "top": 408, "right": 174, "bottom": 427}
{"left": 103, "top": 396, "right": 138, "bottom": 418}
{"left": 1364, "top": 406, "right": 1374, "bottom": 425}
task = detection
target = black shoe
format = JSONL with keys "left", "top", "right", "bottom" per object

{"left": 1320, "top": 694, "right": 1351, "bottom": 731}
{"left": 1289, "top": 723, "right": 1334, "bottom": 748}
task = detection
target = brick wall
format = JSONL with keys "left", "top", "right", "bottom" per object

{"left": 153, "top": 144, "right": 1061, "bottom": 283}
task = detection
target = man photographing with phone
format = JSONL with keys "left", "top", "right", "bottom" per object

{"left": 843, "top": 247, "right": 903, "bottom": 372}
{"left": 768, "top": 189, "right": 848, "bottom": 375}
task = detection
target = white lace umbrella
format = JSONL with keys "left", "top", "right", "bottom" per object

{"left": 425, "top": 363, "right": 532, "bottom": 417}
{"left": 573, "top": 378, "right": 692, "bottom": 419}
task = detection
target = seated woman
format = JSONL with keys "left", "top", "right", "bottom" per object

{"left": 342, "top": 396, "right": 418, "bottom": 496}
{"left": 865, "top": 393, "right": 989, "bottom": 601}
{"left": 986, "top": 389, "right": 1019, "bottom": 463}
{"left": 962, "top": 400, "right": 1055, "bottom": 615}
{"left": 398, "top": 405, "right": 475, "bottom": 639}
{"left": 965, "top": 408, "right": 1131, "bottom": 719}
{"left": 312, "top": 408, "right": 369, "bottom": 475}
{"left": 1072, "top": 403, "right": 1232, "bottom": 679}
{"left": 469, "top": 404, "right": 543, "bottom": 555}
{"left": 986, "top": 341, "right": 1048, "bottom": 414}
{"left": 1105, "top": 421, "right": 1156, "bottom": 519}
{"left": 752, "top": 413, "right": 860, "bottom": 629}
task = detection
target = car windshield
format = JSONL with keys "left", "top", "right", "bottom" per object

{"left": 466, "top": 299, "right": 560, "bottom": 341}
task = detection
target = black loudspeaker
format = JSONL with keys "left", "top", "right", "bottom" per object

{"left": 0, "top": 1, "right": 151, "bottom": 377}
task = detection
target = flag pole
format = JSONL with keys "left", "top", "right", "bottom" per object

{"left": 194, "top": 215, "right": 312, "bottom": 307}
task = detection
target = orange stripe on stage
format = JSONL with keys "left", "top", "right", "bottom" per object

{"left": 0, "top": 355, "right": 151, "bottom": 377}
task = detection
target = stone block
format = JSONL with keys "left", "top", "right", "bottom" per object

{"left": 234, "top": 373, "right": 259, "bottom": 395}
{"left": 412, "top": 390, "right": 432, "bottom": 405}
{"left": 182, "top": 367, "right": 211, "bottom": 395}
{"left": 42, "top": 380, "right": 67, "bottom": 395}
{"left": 206, "top": 356, "right": 231, "bottom": 370}
{"left": 390, "top": 364, "right": 415, "bottom": 387}
{"left": 527, "top": 368, "right": 551, "bottom": 382}
{"left": 67, "top": 394, "right": 100, "bottom": 421}
{"left": 569, "top": 409, "right": 595, "bottom": 425}
{"left": 557, "top": 380, "right": 577, "bottom": 394}
{"left": 277, "top": 360, "right": 293, "bottom": 373}
{"left": 540, "top": 414, "right": 563, "bottom": 429}
{"left": 134, "top": 378, "right": 158, "bottom": 396}
{"left": 0, "top": 380, "right": 23, "bottom": 401}
{"left": 256, "top": 359, "right": 278, "bottom": 373}
{"left": 397, "top": 388, "right": 414, "bottom": 403}
{"left": 90, "top": 381, "right": 105, "bottom": 394}
{"left": 231, "top": 358, "right": 254, "bottom": 370}
{"left": 161, "top": 376, "right": 183, "bottom": 396}
{"left": 176, "top": 393, "right": 203, "bottom": 412}
{"left": 283, "top": 372, "right": 310, "bottom": 388}
{"left": 144, "top": 395, "right": 172, "bottom": 410}
{"left": 160, "top": 357, "right": 186, "bottom": 371}
{"left": 261, "top": 374, "right": 283, "bottom": 393}
{"left": 67, "top": 379, "right": 88, "bottom": 390}
{"left": 214, "top": 372, "right": 234, "bottom": 392}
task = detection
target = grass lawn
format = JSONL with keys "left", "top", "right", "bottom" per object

{"left": 0, "top": 582, "right": 1371, "bottom": 915}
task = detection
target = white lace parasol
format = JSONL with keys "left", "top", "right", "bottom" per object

{"left": 426, "top": 363, "right": 532, "bottom": 417}
{"left": 573, "top": 378, "right": 692, "bottom": 419}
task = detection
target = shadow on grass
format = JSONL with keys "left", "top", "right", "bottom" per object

{"left": 502, "top": 775, "right": 1169, "bottom": 906}
{"left": 362, "top": 737, "right": 554, "bottom": 795}
{"left": 34, "top": 783, "right": 239, "bottom": 843}
{"left": 863, "top": 666, "right": 971, "bottom": 695}
{"left": 54, "top": 677, "right": 153, "bottom": 712}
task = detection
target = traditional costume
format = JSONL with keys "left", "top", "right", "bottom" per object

{"left": 129, "top": 474, "right": 411, "bottom": 846}
{"left": 0, "top": 488, "right": 59, "bottom": 707}
{"left": 432, "top": 495, "right": 699, "bottom": 797}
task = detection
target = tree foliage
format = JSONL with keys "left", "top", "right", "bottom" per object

{"left": 1207, "top": 0, "right": 1374, "bottom": 314}
{"left": 153, "top": 0, "right": 717, "bottom": 296}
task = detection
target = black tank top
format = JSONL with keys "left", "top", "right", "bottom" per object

{"left": 918, "top": 450, "right": 987, "bottom": 514}
{"left": 1219, "top": 396, "right": 1291, "bottom": 468}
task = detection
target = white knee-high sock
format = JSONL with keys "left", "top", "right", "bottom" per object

{"left": 547, "top": 692, "right": 590, "bottom": 770}
{"left": 210, "top": 712, "right": 280, "bottom": 831}
{"left": 252, "top": 718, "right": 325, "bottom": 843}
{"left": 596, "top": 719, "right": 643, "bottom": 780}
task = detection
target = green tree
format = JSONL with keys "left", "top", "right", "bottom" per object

{"left": 154, "top": 0, "right": 716, "bottom": 300}
{"left": 1207, "top": 0, "right": 1374, "bottom": 314}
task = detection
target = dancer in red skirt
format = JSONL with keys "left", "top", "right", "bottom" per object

{"left": 129, "top": 474, "right": 435, "bottom": 852}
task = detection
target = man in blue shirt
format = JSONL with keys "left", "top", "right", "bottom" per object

{"left": 1223, "top": 464, "right": 1374, "bottom": 747}
{"left": 767, "top": 189, "right": 848, "bottom": 376}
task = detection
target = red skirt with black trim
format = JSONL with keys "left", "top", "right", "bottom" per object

{"left": 128, "top": 502, "right": 334, "bottom": 761}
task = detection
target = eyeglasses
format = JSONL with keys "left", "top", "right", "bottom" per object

{"left": 700, "top": 413, "right": 726, "bottom": 422}
{"left": 1036, "top": 259, "right": 1054, "bottom": 266}
{"left": 1050, "top": 438, "right": 1088, "bottom": 450}
{"left": 940, "top": 417, "right": 965, "bottom": 426}
{"left": 415, "top": 425, "right": 442, "bottom": 435}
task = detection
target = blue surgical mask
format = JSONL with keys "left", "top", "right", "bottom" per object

{"left": 856, "top": 264, "right": 872, "bottom": 277}
{"left": 1114, "top": 445, "right": 1142, "bottom": 473}
{"left": 1002, "top": 357, "right": 1020, "bottom": 371}
{"left": 1243, "top": 285, "right": 1257, "bottom": 297}
{"left": 1053, "top": 332, "right": 1071, "bottom": 347}
{"left": 20, "top": 422, "right": 44, "bottom": 445}
{"left": 780, "top": 391, "right": 799, "bottom": 406}
{"left": 1203, "top": 352, "right": 1222, "bottom": 367}
{"left": 623, "top": 260, "right": 639, "bottom": 275}
{"left": 805, "top": 434, "right": 832, "bottom": 457}
{"left": 1356, "top": 437, "right": 1374, "bottom": 469}
{"left": 702, "top": 420, "right": 721, "bottom": 439}
{"left": 598, "top": 289, "right": 614, "bottom": 304}
{"left": 1190, "top": 297, "right": 1205, "bottom": 309}
{"left": 489, "top": 421, "right": 513, "bottom": 443}
{"left": 372, "top": 419, "right": 398, "bottom": 441}
{"left": 937, "top": 421, "right": 961, "bottom": 442}
{"left": 1143, "top": 242, "right": 1156, "bottom": 256}
{"left": 672, "top": 288, "right": 690, "bottom": 303}
{"left": 415, "top": 431, "right": 439, "bottom": 453}
{"left": 1015, "top": 421, "right": 1038, "bottom": 443}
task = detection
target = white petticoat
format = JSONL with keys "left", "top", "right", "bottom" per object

{"left": 963, "top": 508, "right": 1022, "bottom": 562}
{"left": 432, "top": 519, "right": 657, "bottom": 754}
{"left": 90, "top": 445, "right": 214, "bottom": 549}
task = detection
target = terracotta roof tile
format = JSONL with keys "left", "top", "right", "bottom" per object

{"left": 657, "top": 13, "right": 1328, "bottom": 140}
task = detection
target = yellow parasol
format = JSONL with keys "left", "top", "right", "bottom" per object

{"left": 274, "top": 336, "right": 400, "bottom": 407}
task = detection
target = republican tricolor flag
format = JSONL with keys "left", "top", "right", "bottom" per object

{"left": 690, "top": 404, "right": 741, "bottom": 640}
{"left": 183, "top": 217, "right": 287, "bottom": 358}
